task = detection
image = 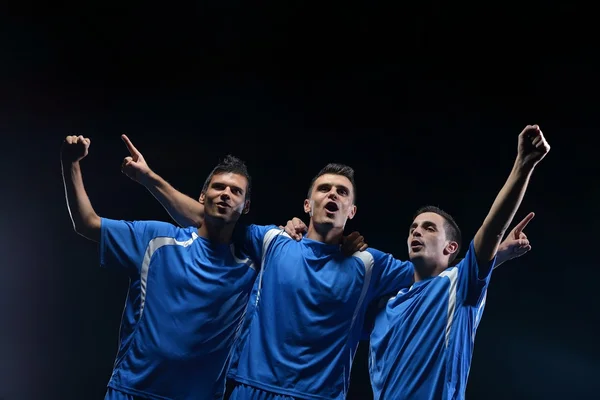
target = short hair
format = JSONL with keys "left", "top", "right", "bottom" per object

{"left": 201, "top": 155, "right": 252, "bottom": 200}
{"left": 307, "top": 163, "right": 357, "bottom": 203}
{"left": 413, "top": 205, "right": 462, "bottom": 263}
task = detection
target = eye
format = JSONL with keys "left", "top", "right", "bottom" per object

{"left": 338, "top": 188, "right": 348, "bottom": 196}
{"left": 427, "top": 226, "right": 435, "bottom": 232}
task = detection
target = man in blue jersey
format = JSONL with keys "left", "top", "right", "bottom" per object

{"left": 369, "top": 124, "right": 550, "bottom": 399}
{"left": 61, "top": 134, "right": 258, "bottom": 400}
{"left": 122, "top": 138, "right": 414, "bottom": 399}
{"left": 123, "top": 134, "right": 536, "bottom": 400}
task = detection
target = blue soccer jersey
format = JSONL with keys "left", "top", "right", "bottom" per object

{"left": 369, "top": 240, "right": 495, "bottom": 400}
{"left": 227, "top": 224, "right": 414, "bottom": 400}
{"left": 99, "top": 218, "right": 257, "bottom": 400}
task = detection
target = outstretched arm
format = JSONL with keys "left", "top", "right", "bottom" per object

{"left": 120, "top": 134, "right": 204, "bottom": 228}
{"left": 61, "top": 135, "right": 101, "bottom": 242}
{"left": 473, "top": 125, "right": 550, "bottom": 277}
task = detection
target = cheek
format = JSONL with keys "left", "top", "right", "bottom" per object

{"left": 203, "top": 193, "right": 215, "bottom": 204}
{"left": 314, "top": 198, "right": 327, "bottom": 210}
{"left": 341, "top": 200, "right": 353, "bottom": 212}
{"left": 207, "top": 190, "right": 220, "bottom": 200}
{"left": 234, "top": 199, "right": 246, "bottom": 211}
{"left": 315, "top": 193, "right": 327, "bottom": 203}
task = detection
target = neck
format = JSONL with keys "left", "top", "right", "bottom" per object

{"left": 412, "top": 259, "right": 448, "bottom": 282}
{"left": 197, "top": 216, "right": 235, "bottom": 244}
{"left": 305, "top": 220, "right": 343, "bottom": 245}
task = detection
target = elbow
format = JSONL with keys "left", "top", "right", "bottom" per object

{"left": 73, "top": 214, "right": 101, "bottom": 241}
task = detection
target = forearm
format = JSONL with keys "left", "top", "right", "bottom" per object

{"left": 61, "top": 160, "right": 101, "bottom": 241}
{"left": 475, "top": 161, "right": 534, "bottom": 264}
{"left": 141, "top": 171, "right": 204, "bottom": 228}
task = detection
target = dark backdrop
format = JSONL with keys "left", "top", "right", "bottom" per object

{"left": 1, "top": 2, "right": 598, "bottom": 399}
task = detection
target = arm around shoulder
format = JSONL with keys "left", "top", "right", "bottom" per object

{"left": 142, "top": 170, "right": 205, "bottom": 228}
{"left": 367, "top": 248, "right": 414, "bottom": 298}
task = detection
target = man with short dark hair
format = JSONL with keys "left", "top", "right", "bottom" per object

{"left": 124, "top": 148, "right": 414, "bottom": 400}
{"left": 62, "top": 134, "right": 258, "bottom": 400}
{"left": 369, "top": 125, "right": 550, "bottom": 399}
{"left": 122, "top": 128, "right": 541, "bottom": 400}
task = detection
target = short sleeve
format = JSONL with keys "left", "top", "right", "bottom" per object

{"left": 233, "top": 224, "right": 282, "bottom": 265}
{"left": 456, "top": 239, "right": 496, "bottom": 306}
{"left": 99, "top": 218, "right": 171, "bottom": 274}
{"left": 365, "top": 248, "right": 414, "bottom": 301}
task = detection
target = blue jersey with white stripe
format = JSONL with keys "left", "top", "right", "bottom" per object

{"left": 227, "top": 225, "right": 414, "bottom": 400}
{"left": 99, "top": 218, "right": 257, "bottom": 400}
{"left": 369, "top": 240, "right": 495, "bottom": 400}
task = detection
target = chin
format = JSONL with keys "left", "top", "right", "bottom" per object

{"left": 328, "top": 220, "right": 346, "bottom": 230}
{"left": 207, "top": 212, "right": 229, "bottom": 222}
{"left": 315, "top": 215, "right": 334, "bottom": 225}
{"left": 408, "top": 252, "right": 425, "bottom": 262}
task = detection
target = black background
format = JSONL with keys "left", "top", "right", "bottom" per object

{"left": 1, "top": 2, "right": 598, "bottom": 399}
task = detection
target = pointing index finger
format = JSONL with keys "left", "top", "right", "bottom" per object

{"left": 513, "top": 212, "right": 535, "bottom": 237}
{"left": 121, "top": 134, "right": 140, "bottom": 156}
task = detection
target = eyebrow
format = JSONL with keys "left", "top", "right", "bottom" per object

{"left": 409, "top": 220, "right": 438, "bottom": 231}
{"left": 212, "top": 181, "right": 244, "bottom": 193}
{"left": 317, "top": 183, "right": 350, "bottom": 192}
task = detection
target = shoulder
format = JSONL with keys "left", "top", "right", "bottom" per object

{"left": 247, "top": 223, "right": 285, "bottom": 235}
{"left": 133, "top": 220, "right": 198, "bottom": 243}
{"left": 147, "top": 220, "right": 190, "bottom": 236}
{"left": 247, "top": 224, "right": 292, "bottom": 242}
{"left": 359, "top": 248, "right": 413, "bottom": 270}
{"left": 455, "top": 239, "right": 478, "bottom": 269}
{"left": 351, "top": 248, "right": 377, "bottom": 265}
{"left": 350, "top": 247, "right": 391, "bottom": 268}
{"left": 101, "top": 218, "right": 178, "bottom": 234}
{"left": 361, "top": 247, "right": 400, "bottom": 264}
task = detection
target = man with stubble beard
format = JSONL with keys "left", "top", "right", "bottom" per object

{"left": 369, "top": 125, "right": 550, "bottom": 399}
{"left": 61, "top": 135, "right": 258, "bottom": 400}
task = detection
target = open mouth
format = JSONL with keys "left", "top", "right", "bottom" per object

{"left": 410, "top": 240, "right": 423, "bottom": 249}
{"left": 217, "top": 202, "right": 230, "bottom": 208}
{"left": 324, "top": 202, "right": 339, "bottom": 212}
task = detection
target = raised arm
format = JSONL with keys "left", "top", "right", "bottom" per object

{"left": 473, "top": 125, "right": 550, "bottom": 276}
{"left": 120, "top": 134, "right": 204, "bottom": 228}
{"left": 61, "top": 135, "right": 101, "bottom": 242}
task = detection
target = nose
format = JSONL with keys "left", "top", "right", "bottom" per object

{"left": 412, "top": 228, "right": 422, "bottom": 237}
{"left": 327, "top": 188, "right": 337, "bottom": 199}
{"left": 220, "top": 187, "right": 232, "bottom": 199}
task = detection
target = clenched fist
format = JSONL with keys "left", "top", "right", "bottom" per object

{"left": 62, "top": 135, "right": 91, "bottom": 163}
{"left": 518, "top": 125, "right": 551, "bottom": 168}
